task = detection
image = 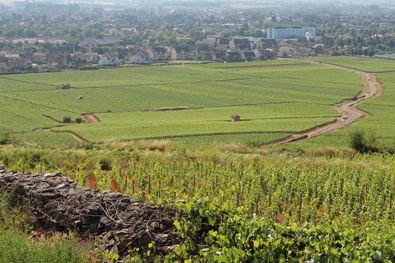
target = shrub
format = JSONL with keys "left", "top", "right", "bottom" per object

{"left": 0, "top": 133, "right": 11, "bottom": 145}
{"left": 98, "top": 158, "right": 112, "bottom": 171}
{"left": 350, "top": 131, "right": 378, "bottom": 153}
{"left": 63, "top": 117, "right": 72, "bottom": 123}
{"left": 75, "top": 117, "right": 83, "bottom": 124}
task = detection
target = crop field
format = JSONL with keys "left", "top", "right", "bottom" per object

{"left": 54, "top": 103, "right": 337, "bottom": 142}
{"left": 12, "top": 132, "right": 81, "bottom": 147}
{"left": 0, "top": 60, "right": 363, "bottom": 146}
{"left": 310, "top": 56, "right": 395, "bottom": 72}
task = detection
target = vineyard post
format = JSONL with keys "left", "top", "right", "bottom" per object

{"left": 297, "top": 192, "right": 303, "bottom": 222}
{"left": 148, "top": 173, "right": 151, "bottom": 195}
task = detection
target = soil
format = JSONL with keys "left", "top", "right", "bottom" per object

{"left": 82, "top": 114, "right": 101, "bottom": 123}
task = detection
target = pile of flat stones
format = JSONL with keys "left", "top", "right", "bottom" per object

{"left": 0, "top": 166, "right": 181, "bottom": 260}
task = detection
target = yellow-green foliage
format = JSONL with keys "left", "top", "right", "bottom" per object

{"left": 1, "top": 147, "right": 393, "bottom": 225}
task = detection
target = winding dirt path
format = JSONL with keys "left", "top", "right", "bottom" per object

{"left": 265, "top": 61, "right": 382, "bottom": 147}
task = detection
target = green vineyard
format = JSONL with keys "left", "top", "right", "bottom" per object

{"left": 0, "top": 59, "right": 363, "bottom": 146}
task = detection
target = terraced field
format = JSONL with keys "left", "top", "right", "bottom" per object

{"left": 0, "top": 59, "right": 363, "bottom": 146}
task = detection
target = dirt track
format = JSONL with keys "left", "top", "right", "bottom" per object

{"left": 266, "top": 61, "right": 382, "bottom": 147}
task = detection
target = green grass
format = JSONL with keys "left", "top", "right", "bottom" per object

{"left": 310, "top": 56, "right": 395, "bottom": 72}
{"left": 0, "top": 192, "right": 89, "bottom": 263}
{"left": 0, "top": 60, "right": 362, "bottom": 146}
{"left": 0, "top": 231, "right": 86, "bottom": 263}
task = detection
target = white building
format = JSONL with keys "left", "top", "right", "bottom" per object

{"left": 99, "top": 53, "right": 119, "bottom": 66}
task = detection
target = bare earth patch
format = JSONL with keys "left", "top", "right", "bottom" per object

{"left": 82, "top": 114, "right": 101, "bottom": 123}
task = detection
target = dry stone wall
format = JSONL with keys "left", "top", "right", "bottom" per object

{"left": 0, "top": 167, "right": 181, "bottom": 260}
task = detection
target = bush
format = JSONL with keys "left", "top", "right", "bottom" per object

{"left": 98, "top": 158, "right": 112, "bottom": 171}
{"left": 63, "top": 117, "right": 72, "bottom": 123}
{"left": 0, "top": 133, "right": 11, "bottom": 145}
{"left": 350, "top": 131, "right": 378, "bottom": 153}
{"left": 75, "top": 117, "right": 83, "bottom": 124}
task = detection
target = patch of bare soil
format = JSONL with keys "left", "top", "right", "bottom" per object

{"left": 370, "top": 74, "right": 384, "bottom": 96}
{"left": 82, "top": 114, "right": 101, "bottom": 123}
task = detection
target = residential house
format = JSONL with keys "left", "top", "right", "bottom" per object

{"left": 260, "top": 38, "right": 277, "bottom": 48}
{"left": 80, "top": 53, "right": 99, "bottom": 63}
{"left": 99, "top": 53, "right": 119, "bottom": 66}
{"left": 229, "top": 38, "right": 251, "bottom": 51}
{"left": 242, "top": 51, "right": 256, "bottom": 61}
{"left": 216, "top": 38, "right": 231, "bottom": 51}
{"left": 146, "top": 47, "right": 169, "bottom": 61}
{"left": 254, "top": 48, "right": 276, "bottom": 59}
{"left": 170, "top": 47, "right": 198, "bottom": 60}
{"left": 247, "top": 37, "right": 264, "bottom": 49}
{"left": 212, "top": 50, "right": 226, "bottom": 61}
{"left": 129, "top": 50, "right": 152, "bottom": 64}
{"left": 225, "top": 51, "right": 243, "bottom": 62}
{"left": 203, "top": 35, "right": 222, "bottom": 47}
